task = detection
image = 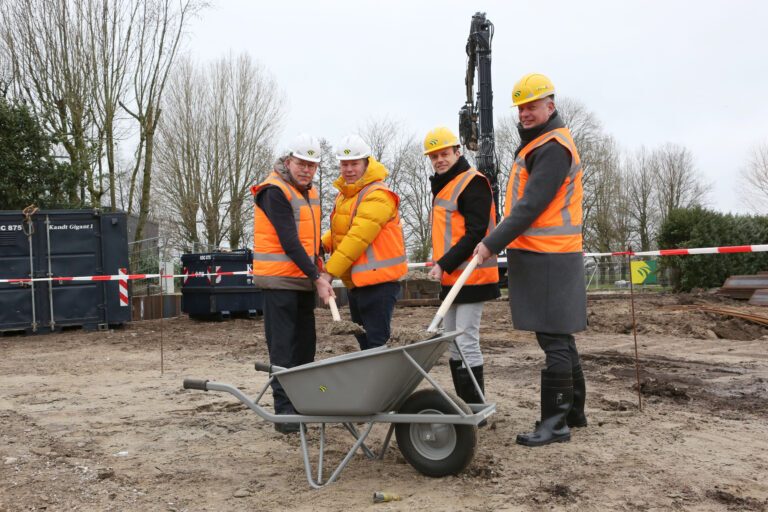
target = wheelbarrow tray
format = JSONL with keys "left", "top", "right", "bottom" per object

{"left": 274, "top": 331, "right": 459, "bottom": 416}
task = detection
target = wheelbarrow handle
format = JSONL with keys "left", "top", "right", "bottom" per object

{"left": 427, "top": 255, "right": 480, "bottom": 332}
{"left": 254, "top": 362, "right": 272, "bottom": 373}
{"left": 254, "top": 362, "right": 286, "bottom": 373}
{"left": 183, "top": 378, "right": 209, "bottom": 391}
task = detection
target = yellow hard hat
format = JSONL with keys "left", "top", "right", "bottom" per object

{"left": 512, "top": 73, "right": 555, "bottom": 107}
{"left": 423, "top": 126, "right": 459, "bottom": 155}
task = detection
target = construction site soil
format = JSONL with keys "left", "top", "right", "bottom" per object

{"left": 2, "top": 292, "right": 767, "bottom": 511}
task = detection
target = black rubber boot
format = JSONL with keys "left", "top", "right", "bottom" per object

{"left": 449, "top": 360, "right": 485, "bottom": 402}
{"left": 449, "top": 360, "right": 487, "bottom": 427}
{"left": 449, "top": 359, "right": 464, "bottom": 397}
{"left": 566, "top": 365, "right": 588, "bottom": 428}
{"left": 274, "top": 403, "right": 300, "bottom": 435}
{"left": 516, "top": 370, "right": 572, "bottom": 447}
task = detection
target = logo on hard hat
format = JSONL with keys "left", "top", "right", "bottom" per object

{"left": 319, "top": 385, "right": 328, "bottom": 392}
{"left": 344, "top": 149, "right": 351, "bottom": 155}
{"left": 428, "top": 139, "right": 438, "bottom": 147}
{"left": 307, "top": 150, "right": 315, "bottom": 156}
{"left": 514, "top": 91, "right": 521, "bottom": 98}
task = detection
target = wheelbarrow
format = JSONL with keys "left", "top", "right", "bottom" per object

{"left": 183, "top": 255, "right": 494, "bottom": 488}
{"left": 183, "top": 329, "right": 495, "bottom": 488}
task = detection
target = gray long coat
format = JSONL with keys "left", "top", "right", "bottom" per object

{"left": 483, "top": 113, "right": 587, "bottom": 334}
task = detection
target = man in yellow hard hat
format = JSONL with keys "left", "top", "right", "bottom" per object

{"left": 321, "top": 134, "right": 407, "bottom": 350}
{"left": 424, "top": 126, "right": 499, "bottom": 413}
{"left": 474, "top": 73, "right": 588, "bottom": 447}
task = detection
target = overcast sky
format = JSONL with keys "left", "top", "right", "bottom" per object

{"left": 185, "top": 0, "right": 768, "bottom": 214}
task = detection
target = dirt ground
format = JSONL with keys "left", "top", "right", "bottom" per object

{"left": 2, "top": 292, "right": 768, "bottom": 511}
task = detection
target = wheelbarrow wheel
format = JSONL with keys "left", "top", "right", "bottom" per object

{"left": 395, "top": 389, "right": 477, "bottom": 477}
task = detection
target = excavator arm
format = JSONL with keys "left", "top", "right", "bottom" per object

{"left": 458, "top": 12, "right": 499, "bottom": 219}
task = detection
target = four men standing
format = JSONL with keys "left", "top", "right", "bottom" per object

{"left": 253, "top": 72, "right": 587, "bottom": 445}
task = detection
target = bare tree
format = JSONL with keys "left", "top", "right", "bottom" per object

{"left": 359, "top": 117, "right": 400, "bottom": 162}
{"left": 739, "top": 141, "right": 768, "bottom": 213}
{"left": 624, "top": 147, "right": 659, "bottom": 251}
{"left": 582, "top": 136, "right": 629, "bottom": 253}
{"left": 315, "top": 137, "right": 339, "bottom": 236}
{"left": 122, "top": 0, "right": 197, "bottom": 265}
{"left": 155, "top": 53, "right": 284, "bottom": 252}
{"left": 493, "top": 113, "right": 519, "bottom": 213}
{"left": 397, "top": 141, "right": 433, "bottom": 261}
{"left": 220, "top": 54, "right": 283, "bottom": 250}
{"left": 154, "top": 58, "right": 203, "bottom": 251}
{"left": 0, "top": 48, "right": 12, "bottom": 95}
{"left": 198, "top": 75, "right": 228, "bottom": 248}
{"left": 654, "top": 142, "right": 710, "bottom": 224}
{"left": 87, "top": 0, "right": 139, "bottom": 209}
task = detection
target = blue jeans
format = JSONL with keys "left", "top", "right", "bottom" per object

{"left": 348, "top": 281, "right": 401, "bottom": 350}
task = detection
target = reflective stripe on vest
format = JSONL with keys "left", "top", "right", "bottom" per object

{"left": 345, "top": 182, "right": 408, "bottom": 286}
{"left": 504, "top": 127, "right": 583, "bottom": 252}
{"left": 251, "top": 171, "right": 320, "bottom": 278}
{"left": 432, "top": 168, "right": 499, "bottom": 286}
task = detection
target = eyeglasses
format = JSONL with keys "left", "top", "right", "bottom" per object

{"left": 291, "top": 158, "right": 319, "bottom": 171}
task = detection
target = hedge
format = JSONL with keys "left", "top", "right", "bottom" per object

{"left": 656, "top": 207, "right": 768, "bottom": 291}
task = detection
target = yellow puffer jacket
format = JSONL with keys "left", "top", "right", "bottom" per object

{"left": 321, "top": 157, "right": 398, "bottom": 288}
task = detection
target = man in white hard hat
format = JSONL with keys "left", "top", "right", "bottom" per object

{"left": 320, "top": 134, "right": 407, "bottom": 350}
{"left": 251, "top": 134, "right": 335, "bottom": 434}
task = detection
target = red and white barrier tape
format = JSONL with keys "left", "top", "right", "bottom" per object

{"left": 583, "top": 244, "right": 768, "bottom": 258}
{"left": 0, "top": 270, "right": 250, "bottom": 284}
{"left": 406, "top": 244, "right": 768, "bottom": 268}
{"left": 1, "top": 244, "right": 766, "bottom": 283}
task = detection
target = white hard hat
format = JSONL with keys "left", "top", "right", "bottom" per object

{"left": 289, "top": 133, "right": 321, "bottom": 163}
{"left": 336, "top": 134, "right": 371, "bottom": 161}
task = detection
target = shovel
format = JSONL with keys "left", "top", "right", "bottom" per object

{"left": 326, "top": 295, "right": 367, "bottom": 336}
{"left": 427, "top": 254, "right": 480, "bottom": 333}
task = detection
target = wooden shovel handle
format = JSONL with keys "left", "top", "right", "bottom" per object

{"left": 328, "top": 296, "right": 341, "bottom": 322}
{"left": 427, "top": 255, "right": 480, "bottom": 332}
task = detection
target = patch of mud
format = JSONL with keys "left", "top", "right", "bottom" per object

{"left": 639, "top": 378, "right": 691, "bottom": 401}
{"left": 462, "top": 453, "right": 503, "bottom": 480}
{"left": 597, "top": 397, "right": 638, "bottom": 412}
{"left": 710, "top": 318, "right": 767, "bottom": 341}
{"left": 526, "top": 482, "right": 582, "bottom": 505}
{"left": 586, "top": 293, "right": 768, "bottom": 340}
{"left": 706, "top": 489, "right": 767, "bottom": 511}
{"left": 585, "top": 351, "right": 768, "bottom": 415}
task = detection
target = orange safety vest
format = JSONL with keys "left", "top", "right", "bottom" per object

{"left": 432, "top": 168, "right": 499, "bottom": 286}
{"left": 504, "top": 127, "right": 583, "bottom": 253}
{"left": 250, "top": 171, "right": 321, "bottom": 279}
{"left": 335, "top": 182, "right": 408, "bottom": 287}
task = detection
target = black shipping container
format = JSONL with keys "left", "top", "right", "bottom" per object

{"left": 181, "top": 249, "right": 262, "bottom": 320}
{"left": 0, "top": 209, "right": 131, "bottom": 334}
